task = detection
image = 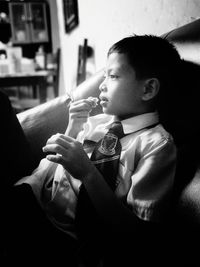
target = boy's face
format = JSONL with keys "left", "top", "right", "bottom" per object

{"left": 99, "top": 52, "right": 146, "bottom": 120}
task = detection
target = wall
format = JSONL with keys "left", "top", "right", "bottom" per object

{"left": 47, "top": 0, "right": 65, "bottom": 99}
{"left": 47, "top": 0, "right": 60, "bottom": 53}
{"left": 56, "top": 0, "right": 200, "bottom": 96}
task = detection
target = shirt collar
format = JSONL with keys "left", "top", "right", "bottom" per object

{"left": 105, "top": 111, "right": 159, "bottom": 135}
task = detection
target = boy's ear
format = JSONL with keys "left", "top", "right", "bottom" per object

{"left": 142, "top": 78, "right": 160, "bottom": 101}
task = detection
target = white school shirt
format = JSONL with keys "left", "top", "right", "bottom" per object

{"left": 16, "top": 112, "right": 176, "bottom": 238}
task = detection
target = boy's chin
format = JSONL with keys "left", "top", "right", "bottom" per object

{"left": 102, "top": 107, "right": 113, "bottom": 115}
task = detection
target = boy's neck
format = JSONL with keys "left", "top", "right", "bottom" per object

{"left": 114, "top": 109, "right": 156, "bottom": 121}
{"left": 113, "top": 104, "right": 157, "bottom": 121}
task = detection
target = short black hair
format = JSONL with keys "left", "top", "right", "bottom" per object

{"left": 108, "top": 34, "right": 181, "bottom": 88}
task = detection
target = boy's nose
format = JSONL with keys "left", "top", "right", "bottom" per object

{"left": 99, "top": 81, "right": 107, "bottom": 92}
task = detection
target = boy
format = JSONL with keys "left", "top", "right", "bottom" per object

{"left": 7, "top": 35, "right": 181, "bottom": 266}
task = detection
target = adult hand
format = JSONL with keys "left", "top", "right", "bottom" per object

{"left": 42, "top": 133, "right": 95, "bottom": 180}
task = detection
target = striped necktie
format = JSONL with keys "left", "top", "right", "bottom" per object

{"left": 75, "top": 121, "right": 125, "bottom": 249}
{"left": 90, "top": 121, "right": 125, "bottom": 190}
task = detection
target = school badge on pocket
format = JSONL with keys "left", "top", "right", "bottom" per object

{"left": 98, "top": 133, "right": 118, "bottom": 156}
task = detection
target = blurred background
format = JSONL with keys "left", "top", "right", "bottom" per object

{"left": 0, "top": 0, "right": 200, "bottom": 113}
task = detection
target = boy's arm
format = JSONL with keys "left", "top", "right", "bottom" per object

{"left": 76, "top": 137, "right": 176, "bottom": 235}
{"left": 65, "top": 97, "right": 98, "bottom": 139}
{"left": 85, "top": 137, "right": 176, "bottom": 219}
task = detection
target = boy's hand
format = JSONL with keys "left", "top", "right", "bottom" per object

{"left": 66, "top": 97, "right": 98, "bottom": 138}
{"left": 42, "top": 134, "right": 95, "bottom": 180}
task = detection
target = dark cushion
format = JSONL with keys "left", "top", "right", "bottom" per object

{"left": 177, "top": 165, "right": 200, "bottom": 223}
{"left": 155, "top": 59, "right": 200, "bottom": 196}
{"left": 0, "top": 91, "right": 36, "bottom": 187}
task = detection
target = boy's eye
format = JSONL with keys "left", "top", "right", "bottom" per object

{"left": 103, "top": 71, "right": 119, "bottom": 80}
{"left": 109, "top": 74, "right": 118, "bottom": 79}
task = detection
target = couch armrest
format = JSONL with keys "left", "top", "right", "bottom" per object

{"left": 17, "top": 95, "right": 71, "bottom": 165}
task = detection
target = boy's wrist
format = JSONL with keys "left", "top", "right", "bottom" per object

{"left": 65, "top": 128, "right": 78, "bottom": 139}
{"left": 65, "top": 122, "right": 83, "bottom": 139}
{"left": 81, "top": 165, "right": 99, "bottom": 184}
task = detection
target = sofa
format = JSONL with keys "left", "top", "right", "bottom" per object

{"left": 5, "top": 18, "right": 200, "bottom": 265}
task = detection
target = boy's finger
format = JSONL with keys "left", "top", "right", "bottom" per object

{"left": 46, "top": 154, "right": 62, "bottom": 163}
{"left": 70, "top": 102, "right": 92, "bottom": 112}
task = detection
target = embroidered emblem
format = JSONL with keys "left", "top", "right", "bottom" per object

{"left": 98, "top": 133, "right": 118, "bottom": 156}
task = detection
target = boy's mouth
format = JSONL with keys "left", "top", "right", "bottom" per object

{"left": 100, "top": 96, "right": 108, "bottom": 106}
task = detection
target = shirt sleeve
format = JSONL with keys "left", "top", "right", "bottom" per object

{"left": 127, "top": 131, "right": 177, "bottom": 222}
